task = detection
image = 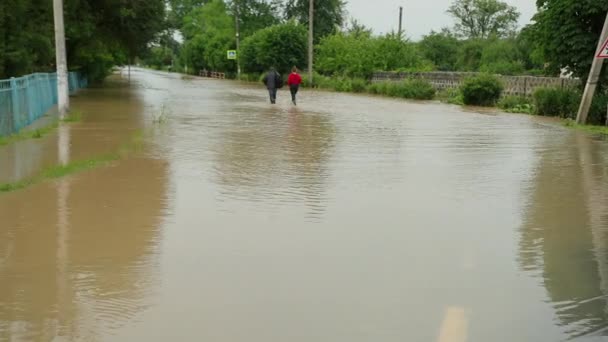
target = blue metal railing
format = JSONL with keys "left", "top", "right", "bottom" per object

{"left": 0, "top": 72, "right": 87, "bottom": 136}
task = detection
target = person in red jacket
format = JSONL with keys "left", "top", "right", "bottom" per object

{"left": 287, "top": 66, "right": 302, "bottom": 105}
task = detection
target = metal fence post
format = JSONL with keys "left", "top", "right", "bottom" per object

{"left": 10, "top": 78, "right": 20, "bottom": 133}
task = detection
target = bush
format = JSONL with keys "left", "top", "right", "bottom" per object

{"left": 532, "top": 88, "right": 580, "bottom": 118}
{"left": 461, "top": 74, "right": 503, "bottom": 106}
{"left": 587, "top": 93, "right": 608, "bottom": 125}
{"left": 351, "top": 78, "right": 368, "bottom": 93}
{"left": 316, "top": 32, "right": 430, "bottom": 79}
{"left": 498, "top": 95, "right": 535, "bottom": 114}
{"left": 437, "top": 87, "right": 464, "bottom": 105}
{"left": 240, "top": 23, "right": 307, "bottom": 75}
{"left": 367, "top": 79, "right": 436, "bottom": 100}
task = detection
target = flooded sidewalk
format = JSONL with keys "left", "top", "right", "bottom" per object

{"left": 1, "top": 68, "right": 608, "bottom": 341}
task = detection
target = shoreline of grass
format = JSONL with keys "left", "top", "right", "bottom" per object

{"left": 0, "top": 111, "right": 83, "bottom": 147}
{"left": 564, "top": 119, "right": 608, "bottom": 136}
{"left": 0, "top": 129, "right": 144, "bottom": 194}
{"left": 0, "top": 154, "right": 120, "bottom": 193}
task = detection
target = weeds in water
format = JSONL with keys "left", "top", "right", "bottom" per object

{"left": 0, "top": 110, "right": 84, "bottom": 147}
{"left": 152, "top": 104, "right": 169, "bottom": 124}
{"left": 0, "top": 122, "right": 59, "bottom": 146}
{"left": 564, "top": 119, "right": 608, "bottom": 136}
{"left": 0, "top": 130, "right": 144, "bottom": 194}
{"left": 61, "top": 110, "right": 83, "bottom": 123}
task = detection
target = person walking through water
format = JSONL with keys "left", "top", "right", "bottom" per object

{"left": 287, "top": 66, "right": 302, "bottom": 105}
{"left": 262, "top": 67, "right": 282, "bottom": 104}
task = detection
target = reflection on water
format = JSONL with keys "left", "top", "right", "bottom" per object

{"left": 520, "top": 132, "right": 608, "bottom": 339}
{"left": 0, "top": 157, "right": 168, "bottom": 341}
{"left": 0, "top": 72, "right": 169, "bottom": 341}
{"left": 213, "top": 106, "right": 334, "bottom": 220}
{"left": 4, "top": 69, "right": 608, "bottom": 341}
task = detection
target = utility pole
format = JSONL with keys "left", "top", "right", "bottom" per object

{"left": 576, "top": 11, "right": 608, "bottom": 124}
{"left": 398, "top": 6, "right": 403, "bottom": 39}
{"left": 235, "top": 0, "right": 241, "bottom": 79}
{"left": 308, "top": 0, "right": 314, "bottom": 85}
{"left": 53, "top": 0, "right": 69, "bottom": 119}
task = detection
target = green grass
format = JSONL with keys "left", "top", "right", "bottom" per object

{"left": 0, "top": 154, "right": 119, "bottom": 194}
{"left": 152, "top": 104, "right": 169, "bottom": 124}
{"left": 564, "top": 119, "right": 608, "bottom": 135}
{"left": 0, "top": 110, "right": 84, "bottom": 147}
{"left": 0, "top": 130, "right": 144, "bottom": 194}
{"left": 61, "top": 110, "right": 83, "bottom": 123}
{"left": 0, "top": 122, "right": 59, "bottom": 146}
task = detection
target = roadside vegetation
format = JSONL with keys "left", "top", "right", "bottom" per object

{"left": 0, "top": 110, "right": 84, "bottom": 147}
{"left": 0, "top": 130, "right": 144, "bottom": 194}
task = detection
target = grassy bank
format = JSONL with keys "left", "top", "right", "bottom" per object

{"left": 564, "top": 120, "right": 608, "bottom": 136}
{"left": 0, "top": 130, "right": 143, "bottom": 194}
{"left": 0, "top": 110, "right": 83, "bottom": 147}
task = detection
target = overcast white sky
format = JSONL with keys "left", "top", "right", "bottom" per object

{"left": 345, "top": 0, "right": 538, "bottom": 40}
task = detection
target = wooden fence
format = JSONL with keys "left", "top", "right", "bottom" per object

{"left": 199, "top": 70, "right": 226, "bottom": 79}
{"left": 372, "top": 71, "right": 581, "bottom": 97}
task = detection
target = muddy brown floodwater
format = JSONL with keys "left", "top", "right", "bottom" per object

{"left": 1, "top": 68, "right": 608, "bottom": 342}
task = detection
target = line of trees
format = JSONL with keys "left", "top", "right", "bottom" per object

{"left": 2, "top": 0, "right": 606, "bottom": 90}
{"left": 144, "top": 0, "right": 605, "bottom": 84}
{"left": 0, "top": 0, "right": 167, "bottom": 81}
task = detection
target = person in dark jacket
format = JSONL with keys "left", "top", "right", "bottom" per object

{"left": 262, "top": 67, "right": 282, "bottom": 104}
{"left": 287, "top": 66, "right": 302, "bottom": 105}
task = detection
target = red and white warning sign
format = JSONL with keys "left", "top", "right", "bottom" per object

{"left": 597, "top": 36, "right": 608, "bottom": 58}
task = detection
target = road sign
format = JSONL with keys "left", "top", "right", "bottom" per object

{"left": 227, "top": 50, "right": 237, "bottom": 60}
{"left": 597, "top": 37, "right": 608, "bottom": 58}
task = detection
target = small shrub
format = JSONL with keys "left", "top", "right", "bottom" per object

{"left": 332, "top": 77, "right": 353, "bottom": 92}
{"left": 366, "top": 82, "right": 389, "bottom": 95}
{"left": 461, "top": 74, "right": 503, "bottom": 106}
{"left": 351, "top": 78, "right": 368, "bottom": 93}
{"left": 369, "top": 79, "right": 435, "bottom": 100}
{"left": 405, "top": 79, "right": 436, "bottom": 100}
{"left": 437, "top": 88, "right": 464, "bottom": 105}
{"left": 498, "top": 95, "right": 535, "bottom": 114}
{"left": 533, "top": 87, "right": 580, "bottom": 118}
{"left": 588, "top": 93, "right": 608, "bottom": 125}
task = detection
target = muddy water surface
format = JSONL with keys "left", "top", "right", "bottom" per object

{"left": 1, "top": 69, "right": 608, "bottom": 341}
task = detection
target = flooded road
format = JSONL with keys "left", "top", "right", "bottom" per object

{"left": 1, "top": 68, "right": 608, "bottom": 341}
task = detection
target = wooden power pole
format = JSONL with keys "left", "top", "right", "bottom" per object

{"left": 398, "top": 6, "right": 403, "bottom": 39}
{"left": 576, "top": 11, "right": 608, "bottom": 124}
{"left": 53, "top": 0, "right": 69, "bottom": 119}
{"left": 308, "top": 0, "right": 314, "bottom": 86}
{"left": 235, "top": 0, "right": 241, "bottom": 79}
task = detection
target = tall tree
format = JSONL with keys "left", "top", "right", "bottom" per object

{"left": 284, "top": 0, "right": 346, "bottom": 42}
{"left": 529, "top": 0, "right": 608, "bottom": 81}
{"left": 181, "top": 0, "right": 235, "bottom": 72}
{"left": 418, "top": 29, "right": 460, "bottom": 71}
{"left": 447, "top": 0, "right": 520, "bottom": 39}
{"left": 168, "top": 0, "right": 211, "bottom": 28}
{"left": 227, "top": 0, "right": 282, "bottom": 38}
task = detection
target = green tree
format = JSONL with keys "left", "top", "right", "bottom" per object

{"left": 0, "top": 0, "right": 54, "bottom": 78}
{"left": 418, "top": 29, "right": 460, "bottom": 71}
{"left": 479, "top": 38, "right": 525, "bottom": 75}
{"left": 284, "top": 0, "right": 346, "bottom": 42}
{"left": 168, "top": 0, "right": 211, "bottom": 28}
{"left": 447, "top": 0, "right": 520, "bottom": 39}
{"left": 528, "top": 0, "right": 608, "bottom": 82}
{"left": 345, "top": 18, "right": 372, "bottom": 38}
{"left": 316, "top": 32, "right": 429, "bottom": 78}
{"left": 239, "top": 22, "right": 307, "bottom": 74}
{"left": 455, "top": 39, "right": 485, "bottom": 71}
{"left": 182, "top": 0, "right": 236, "bottom": 72}
{"left": 0, "top": 0, "right": 166, "bottom": 80}
{"left": 228, "top": 0, "right": 282, "bottom": 38}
